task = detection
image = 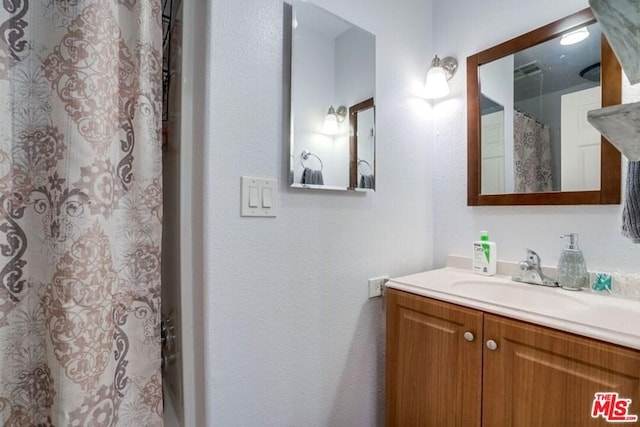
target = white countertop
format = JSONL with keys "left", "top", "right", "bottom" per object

{"left": 387, "top": 267, "right": 640, "bottom": 350}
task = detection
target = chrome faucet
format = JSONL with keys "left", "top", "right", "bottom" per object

{"left": 512, "top": 249, "right": 558, "bottom": 287}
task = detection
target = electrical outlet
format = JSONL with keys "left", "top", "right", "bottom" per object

{"left": 368, "top": 276, "right": 388, "bottom": 299}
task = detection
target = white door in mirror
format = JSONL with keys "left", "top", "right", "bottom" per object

{"left": 561, "top": 86, "right": 601, "bottom": 191}
{"left": 481, "top": 110, "right": 506, "bottom": 194}
{"left": 241, "top": 176, "right": 277, "bottom": 217}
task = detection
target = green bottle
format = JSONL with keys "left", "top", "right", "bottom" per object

{"left": 473, "top": 231, "right": 497, "bottom": 276}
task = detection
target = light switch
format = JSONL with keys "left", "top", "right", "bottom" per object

{"left": 249, "top": 186, "right": 259, "bottom": 207}
{"left": 262, "top": 188, "right": 272, "bottom": 208}
{"left": 241, "top": 176, "right": 277, "bottom": 217}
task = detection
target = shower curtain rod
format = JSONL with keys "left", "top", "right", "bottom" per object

{"left": 515, "top": 108, "right": 547, "bottom": 127}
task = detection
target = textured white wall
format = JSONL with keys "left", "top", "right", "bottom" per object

{"left": 204, "top": 0, "right": 434, "bottom": 425}
{"left": 432, "top": 0, "right": 640, "bottom": 273}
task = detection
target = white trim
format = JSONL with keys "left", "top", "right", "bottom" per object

{"left": 178, "top": 1, "right": 207, "bottom": 425}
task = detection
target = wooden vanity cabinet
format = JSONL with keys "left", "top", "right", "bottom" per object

{"left": 386, "top": 289, "right": 640, "bottom": 427}
{"left": 483, "top": 314, "right": 640, "bottom": 427}
{"left": 385, "top": 289, "right": 483, "bottom": 426}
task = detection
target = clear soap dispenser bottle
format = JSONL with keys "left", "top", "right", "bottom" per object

{"left": 556, "top": 233, "right": 588, "bottom": 291}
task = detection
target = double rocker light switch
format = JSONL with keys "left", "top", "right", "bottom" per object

{"left": 241, "top": 176, "right": 277, "bottom": 217}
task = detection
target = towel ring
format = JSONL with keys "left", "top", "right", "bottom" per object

{"left": 301, "top": 150, "right": 323, "bottom": 171}
{"left": 357, "top": 159, "right": 372, "bottom": 175}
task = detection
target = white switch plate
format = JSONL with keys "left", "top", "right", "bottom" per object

{"left": 241, "top": 176, "right": 277, "bottom": 217}
{"left": 368, "top": 275, "right": 388, "bottom": 299}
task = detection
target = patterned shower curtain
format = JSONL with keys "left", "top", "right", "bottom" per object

{"left": 0, "top": 1, "right": 163, "bottom": 425}
{"left": 513, "top": 110, "right": 553, "bottom": 193}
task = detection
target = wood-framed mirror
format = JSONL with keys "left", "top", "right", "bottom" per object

{"left": 467, "top": 8, "right": 622, "bottom": 206}
{"left": 349, "top": 97, "right": 375, "bottom": 190}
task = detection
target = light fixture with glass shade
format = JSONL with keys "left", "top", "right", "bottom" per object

{"left": 560, "top": 26, "right": 589, "bottom": 45}
{"left": 424, "top": 55, "right": 458, "bottom": 99}
{"left": 323, "top": 105, "right": 347, "bottom": 135}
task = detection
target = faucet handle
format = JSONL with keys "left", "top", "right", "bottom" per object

{"left": 525, "top": 248, "right": 541, "bottom": 267}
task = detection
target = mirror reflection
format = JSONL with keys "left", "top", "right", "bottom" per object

{"left": 290, "top": 1, "right": 376, "bottom": 191}
{"left": 349, "top": 98, "right": 375, "bottom": 190}
{"left": 479, "top": 21, "right": 602, "bottom": 195}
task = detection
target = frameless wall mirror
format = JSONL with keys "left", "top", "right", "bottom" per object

{"left": 467, "top": 8, "right": 622, "bottom": 205}
{"left": 290, "top": 1, "right": 376, "bottom": 191}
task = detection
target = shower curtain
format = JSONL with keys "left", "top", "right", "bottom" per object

{"left": 513, "top": 110, "right": 553, "bottom": 193}
{"left": 0, "top": 1, "right": 163, "bottom": 425}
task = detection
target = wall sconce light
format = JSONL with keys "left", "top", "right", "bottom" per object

{"left": 424, "top": 55, "right": 458, "bottom": 99}
{"left": 560, "top": 26, "right": 589, "bottom": 45}
{"left": 323, "top": 105, "right": 347, "bottom": 135}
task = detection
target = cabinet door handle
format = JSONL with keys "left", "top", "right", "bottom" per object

{"left": 486, "top": 339, "right": 498, "bottom": 351}
{"left": 463, "top": 331, "right": 475, "bottom": 342}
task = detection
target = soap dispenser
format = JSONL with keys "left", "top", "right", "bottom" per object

{"left": 556, "top": 233, "right": 588, "bottom": 291}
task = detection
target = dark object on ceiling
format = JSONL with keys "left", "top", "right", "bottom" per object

{"left": 580, "top": 62, "right": 601, "bottom": 82}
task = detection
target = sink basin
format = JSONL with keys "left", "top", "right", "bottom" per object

{"left": 450, "top": 280, "right": 588, "bottom": 311}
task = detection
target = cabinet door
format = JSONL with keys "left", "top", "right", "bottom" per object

{"left": 483, "top": 314, "right": 640, "bottom": 427}
{"left": 386, "top": 289, "right": 483, "bottom": 427}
